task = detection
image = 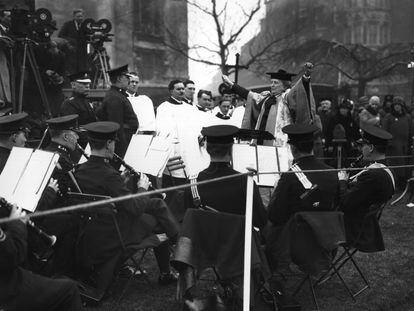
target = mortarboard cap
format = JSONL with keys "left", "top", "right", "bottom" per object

{"left": 69, "top": 71, "right": 91, "bottom": 83}
{"left": 46, "top": 114, "right": 79, "bottom": 131}
{"left": 359, "top": 125, "right": 392, "bottom": 146}
{"left": 0, "top": 112, "right": 29, "bottom": 135}
{"left": 107, "top": 64, "right": 129, "bottom": 78}
{"left": 266, "top": 69, "right": 296, "bottom": 81}
{"left": 84, "top": 121, "right": 120, "bottom": 141}
{"left": 282, "top": 124, "right": 319, "bottom": 144}
{"left": 201, "top": 125, "right": 239, "bottom": 144}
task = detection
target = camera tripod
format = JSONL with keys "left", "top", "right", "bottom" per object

{"left": 16, "top": 37, "right": 51, "bottom": 117}
{"left": 90, "top": 45, "right": 110, "bottom": 89}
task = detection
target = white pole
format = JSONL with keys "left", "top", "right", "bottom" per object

{"left": 243, "top": 173, "right": 254, "bottom": 311}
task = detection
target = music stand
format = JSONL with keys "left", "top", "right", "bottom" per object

{"left": 236, "top": 129, "right": 275, "bottom": 144}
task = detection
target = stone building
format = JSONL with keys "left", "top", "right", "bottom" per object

{"left": 241, "top": 0, "right": 413, "bottom": 101}
{"left": 35, "top": 0, "right": 188, "bottom": 103}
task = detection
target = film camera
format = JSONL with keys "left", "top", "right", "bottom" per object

{"left": 10, "top": 8, "right": 56, "bottom": 42}
{"left": 81, "top": 18, "right": 113, "bottom": 48}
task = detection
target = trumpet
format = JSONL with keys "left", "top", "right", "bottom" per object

{"left": 0, "top": 198, "right": 57, "bottom": 248}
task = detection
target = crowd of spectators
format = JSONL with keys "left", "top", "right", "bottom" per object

{"left": 317, "top": 94, "right": 413, "bottom": 189}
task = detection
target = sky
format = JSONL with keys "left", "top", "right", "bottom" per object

{"left": 187, "top": 0, "right": 266, "bottom": 89}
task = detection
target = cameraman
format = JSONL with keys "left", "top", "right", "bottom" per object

{"left": 58, "top": 9, "right": 89, "bottom": 75}
{"left": 0, "top": 203, "right": 83, "bottom": 311}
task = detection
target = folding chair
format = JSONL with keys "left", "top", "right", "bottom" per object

{"left": 314, "top": 202, "right": 387, "bottom": 301}
{"left": 70, "top": 193, "right": 163, "bottom": 306}
{"left": 172, "top": 209, "right": 276, "bottom": 311}
{"left": 287, "top": 211, "right": 346, "bottom": 311}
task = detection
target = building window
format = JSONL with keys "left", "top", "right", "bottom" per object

{"left": 134, "top": 0, "right": 164, "bottom": 37}
{"left": 367, "top": 22, "right": 378, "bottom": 45}
{"left": 136, "top": 49, "right": 165, "bottom": 81}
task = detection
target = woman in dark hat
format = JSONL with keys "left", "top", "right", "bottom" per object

{"left": 325, "top": 98, "right": 360, "bottom": 166}
{"left": 381, "top": 96, "right": 412, "bottom": 189}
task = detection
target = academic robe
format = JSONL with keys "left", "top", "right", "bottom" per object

{"left": 156, "top": 97, "right": 209, "bottom": 178}
{"left": 234, "top": 76, "right": 321, "bottom": 146}
{"left": 233, "top": 84, "right": 291, "bottom": 146}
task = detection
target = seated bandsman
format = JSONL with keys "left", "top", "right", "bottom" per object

{"left": 185, "top": 124, "right": 267, "bottom": 228}
{"left": 338, "top": 125, "right": 395, "bottom": 251}
{"left": 0, "top": 203, "right": 83, "bottom": 311}
{"left": 74, "top": 121, "right": 179, "bottom": 293}
{"left": 0, "top": 113, "right": 29, "bottom": 173}
{"left": 43, "top": 114, "right": 81, "bottom": 198}
{"left": 266, "top": 124, "right": 339, "bottom": 268}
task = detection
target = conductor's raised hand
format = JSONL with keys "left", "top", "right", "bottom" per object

{"left": 137, "top": 173, "right": 151, "bottom": 190}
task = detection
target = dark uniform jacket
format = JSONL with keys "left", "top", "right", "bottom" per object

{"left": 0, "top": 219, "right": 27, "bottom": 303}
{"left": 74, "top": 156, "right": 156, "bottom": 268}
{"left": 339, "top": 161, "right": 395, "bottom": 251}
{"left": 58, "top": 20, "right": 88, "bottom": 74}
{"left": 97, "top": 86, "right": 138, "bottom": 158}
{"left": 268, "top": 155, "right": 338, "bottom": 226}
{"left": 184, "top": 162, "right": 267, "bottom": 229}
{"left": 44, "top": 142, "right": 77, "bottom": 199}
{"left": 60, "top": 93, "right": 97, "bottom": 126}
{"left": 0, "top": 146, "right": 11, "bottom": 174}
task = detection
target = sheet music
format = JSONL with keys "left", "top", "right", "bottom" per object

{"left": 232, "top": 144, "right": 292, "bottom": 187}
{"left": 0, "top": 148, "right": 60, "bottom": 212}
{"left": 123, "top": 134, "right": 172, "bottom": 177}
{"left": 128, "top": 96, "right": 156, "bottom": 131}
{"left": 257, "top": 146, "right": 279, "bottom": 187}
{"left": 0, "top": 147, "right": 32, "bottom": 199}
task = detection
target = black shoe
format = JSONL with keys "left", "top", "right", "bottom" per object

{"left": 158, "top": 271, "right": 178, "bottom": 286}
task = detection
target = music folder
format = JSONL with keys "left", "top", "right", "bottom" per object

{"left": 0, "top": 147, "right": 60, "bottom": 212}
{"left": 232, "top": 143, "right": 292, "bottom": 187}
{"left": 123, "top": 134, "right": 173, "bottom": 177}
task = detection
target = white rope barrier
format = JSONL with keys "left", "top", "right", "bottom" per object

{"left": 0, "top": 172, "right": 251, "bottom": 225}
{"left": 2, "top": 162, "right": 414, "bottom": 225}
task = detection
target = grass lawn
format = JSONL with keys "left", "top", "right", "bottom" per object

{"left": 86, "top": 197, "right": 414, "bottom": 311}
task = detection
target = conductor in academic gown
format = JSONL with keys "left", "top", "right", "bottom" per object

{"left": 222, "top": 63, "right": 322, "bottom": 147}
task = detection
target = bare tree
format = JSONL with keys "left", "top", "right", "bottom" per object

{"left": 162, "top": 0, "right": 294, "bottom": 75}
{"left": 262, "top": 39, "right": 412, "bottom": 96}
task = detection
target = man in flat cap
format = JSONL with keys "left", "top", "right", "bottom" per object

{"left": 266, "top": 124, "right": 339, "bottom": 272}
{"left": 75, "top": 121, "right": 179, "bottom": 294}
{"left": 338, "top": 125, "right": 395, "bottom": 252}
{"left": 97, "top": 64, "right": 138, "bottom": 166}
{"left": 222, "top": 63, "right": 321, "bottom": 147}
{"left": 0, "top": 113, "right": 29, "bottom": 173}
{"left": 185, "top": 124, "right": 267, "bottom": 228}
{"left": 36, "top": 114, "right": 82, "bottom": 275}
{"left": 60, "top": 72, "right": 97, "bottom": 126}
{"left": 267, "top": 124, "right": 338, "bottom": 228}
